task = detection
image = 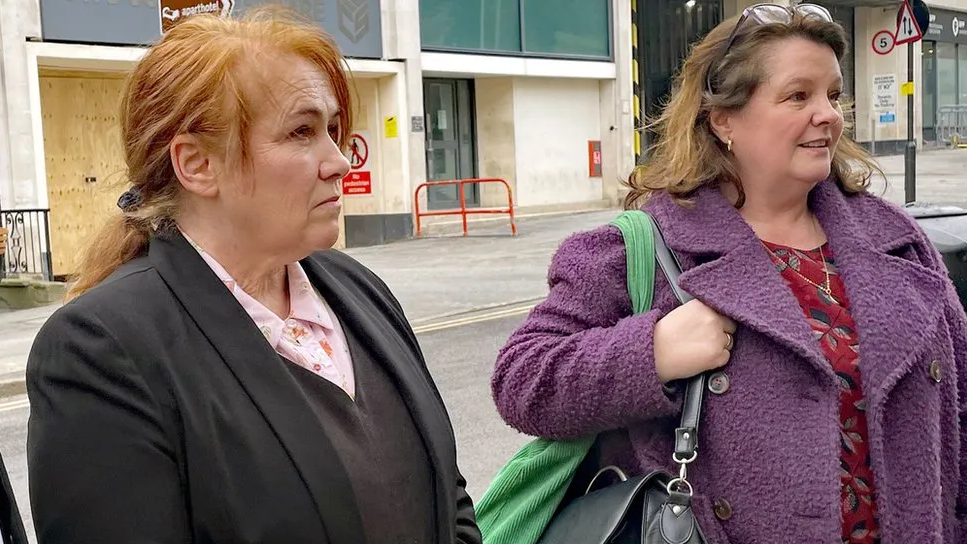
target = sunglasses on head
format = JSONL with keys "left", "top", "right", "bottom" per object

{"left": 706, "top": 3, "right": 834, "bottom": 93}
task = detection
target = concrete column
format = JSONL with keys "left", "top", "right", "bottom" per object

{"left": 0, "top": 0, "right": 42, "bottom": 209}
{"left": 380, "top": 0, "right": 425, "bottom": 211}
{"left": 602, "top": 0, "right": 636, "bottom": 206}
{"left": 341, "top": 0, "right": 425, "bottom": 246}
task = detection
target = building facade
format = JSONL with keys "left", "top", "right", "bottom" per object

{"left": 851, "top": 1, "right": 967, "bottom": 153}
{"left": 417, "top": 0, "right": 634, "bottom": 220}
{"left": 0, "top": 0, "right": 962, "bottom": 279}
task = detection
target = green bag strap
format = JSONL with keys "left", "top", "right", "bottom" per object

{"left": 476, "top": 211, "right": 659, "bottom": 544}
{"left": 609, "top": 210, "right": 657, "bottom": 314}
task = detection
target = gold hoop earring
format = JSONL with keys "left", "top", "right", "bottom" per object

{"left": 727, "top": 138, "right": 733, "bottom": 153}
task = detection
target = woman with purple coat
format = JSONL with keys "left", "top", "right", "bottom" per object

{"left": 492, "top": 6, "right": 967, "bottom": 544}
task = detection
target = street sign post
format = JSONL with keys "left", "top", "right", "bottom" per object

{"left": 894, "top": 0, "right": 926, "bottom": 204}
{"left": 159, "top": 0, "right": 234, "bottom": 33}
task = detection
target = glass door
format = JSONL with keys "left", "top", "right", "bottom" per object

{"left": 424, "top": 79, "right": 478, "bottom": 210}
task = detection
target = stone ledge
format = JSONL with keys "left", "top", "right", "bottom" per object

{"left": 0, "top": 278, "right": 67, "bottom": 310}
{"left": 418, "top": 200, "right": 617, "bottom": 237}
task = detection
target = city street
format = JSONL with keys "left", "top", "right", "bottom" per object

{"left": 1, "top": 0, "right": 965, "bottom": 536}
{"left": 1, "top": 148, "right": 966, "bottom": 540}
{"left": 0, "top": 312, "right": 535, "bottom": 543}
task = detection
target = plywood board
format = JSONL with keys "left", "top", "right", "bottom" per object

{"left": 40, "top": 69, "right": 349, "bottom": 270}
{"left": 41, "top": 71, "right": 128, "bottom": 277}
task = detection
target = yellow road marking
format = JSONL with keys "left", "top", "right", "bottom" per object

{"left": 0, "top": 397, "right": 29, "bottom": 413}
{"left": 412, "top": 303, "right": 537, "bottom": 335}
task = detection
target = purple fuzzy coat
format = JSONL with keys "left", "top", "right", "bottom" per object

{"left": 492, "top": 180, "right": 967, "bottom": 543}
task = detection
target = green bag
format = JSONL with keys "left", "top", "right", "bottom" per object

{"left": 476, "top": 210, "right": 658, "bottom": 544}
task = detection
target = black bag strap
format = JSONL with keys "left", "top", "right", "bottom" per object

{"left": 651, "top": 218, "right": 707, "bottom": 496}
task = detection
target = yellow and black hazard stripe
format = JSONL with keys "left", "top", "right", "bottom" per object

{"left": 631, "top": 0, "right": 641, "bottom": 164}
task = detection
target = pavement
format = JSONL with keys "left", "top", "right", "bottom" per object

{"left": 1, "top": 147, "right": 966, "bottom": 398}
{"left": 0, "top": 209, "right": 620, "bottom": 397}
{"left": 869, "top": 147, "right": 967, "bottom": 207}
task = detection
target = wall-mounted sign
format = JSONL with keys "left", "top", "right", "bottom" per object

{"left": 383, "top": 116, "right": 398, "bottom": 139}
{"left": 872, "top": 74, "right": 897, "bottom": 110}
{"left": 160, "top": 0, "right": 233, "bottom": 33}
{"left": 348, "top": 132, "right": 369, "bottom": 170}
{"left": 342, "top": 171, "right": 372, "bottom": 195}
{"left": 410, "top": 116, "right": 425, "bottom": 133}
{"left": 40, "top": 0, "right": 382, "bottom": 59}
{"left": 924, "top": 6, "right": 967, "bottom": 45}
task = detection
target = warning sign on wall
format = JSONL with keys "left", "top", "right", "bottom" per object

{"left": 348, "top": 132, "right": 369, "bottom": 170}
{"left": 343, "top": 171, "right": 372, "bottom": 195}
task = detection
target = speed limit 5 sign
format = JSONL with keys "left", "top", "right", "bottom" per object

{"left": 872, "top": 30, "right": 896, "bottom": 55}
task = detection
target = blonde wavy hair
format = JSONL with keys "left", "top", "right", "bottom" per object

{"left": 66, "top": 6, "right": 354, "bottom": 301}
{"left": 625, "top": 10, "right": 882, "bottom": 209}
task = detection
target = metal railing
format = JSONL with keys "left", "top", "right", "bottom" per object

{"left": 414, "top": 178, "right": 517, "bottom": 238}
{"left": 937, "top": 105, "right": 967, "bottom": 147}
{"left": 0, "top": 208, "right": 53, "bottom": 281}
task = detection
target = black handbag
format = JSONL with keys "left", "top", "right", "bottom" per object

{"left": 537, "top": 219, "right": 710, "bottom": 544}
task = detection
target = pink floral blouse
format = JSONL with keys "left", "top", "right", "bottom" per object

{"left": 183, "top": 233, "right": 356, "bottom": 399}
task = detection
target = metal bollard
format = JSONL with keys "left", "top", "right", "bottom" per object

{"left": 870, "top": 116, "right": 876, "bottom": 156}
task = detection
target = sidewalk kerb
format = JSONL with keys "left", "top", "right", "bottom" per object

{"left": 0, "top": 376, "right": 26, "bottom": 400}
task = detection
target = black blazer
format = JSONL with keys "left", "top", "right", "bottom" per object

{"left": 25, "top": 232, "right": 482, "bottom": 544}
{"left": 0, "top": 451, "right": 27, "bottom": 544}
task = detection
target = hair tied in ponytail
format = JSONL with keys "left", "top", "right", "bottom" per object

{"left": 117, "top": 187, "right": 144, "bottom": 211}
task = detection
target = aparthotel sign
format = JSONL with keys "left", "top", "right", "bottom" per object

{"left": 159, "top": 0, "right": 233, "bottom": 32}
{"left": 41, "top": 0, "right": 382, "bottom": 58}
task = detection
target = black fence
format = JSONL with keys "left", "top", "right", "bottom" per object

{"left": 0, "top": 208, "right": 53, "bottom": 281}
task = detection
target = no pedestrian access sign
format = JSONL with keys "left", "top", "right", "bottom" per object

{"left": 159, "top": 0, "right": 235, "bottom": 33}
{"left": 348, "top": 133, "right": 369, "bottom": 170}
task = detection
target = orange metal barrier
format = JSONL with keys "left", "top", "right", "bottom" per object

{"left": 414, "top": 178, "right": 518, "bottom": 238}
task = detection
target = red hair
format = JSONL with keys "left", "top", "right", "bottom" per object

{"left": 67, "top": 5, "right": 353, "bottom": 300}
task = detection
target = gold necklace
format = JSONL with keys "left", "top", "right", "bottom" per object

{"left": 765, "top": 243, "right": 840, "bottom": 305}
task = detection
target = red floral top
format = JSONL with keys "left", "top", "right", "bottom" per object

{"left": 762, "top": 241, "right": 881, "bottom": 544}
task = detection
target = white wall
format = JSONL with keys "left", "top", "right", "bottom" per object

{"left": 475, "top": 78, "right": 518, "bottom": 208}
{"left": 511, "top": 78, "right": 603, "bottom": 207}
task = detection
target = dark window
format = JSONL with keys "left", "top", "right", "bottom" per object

{"left": 420, "top": 0, "right": 611, "bottom": 59}
{"left": 522, "top": 0, "right": 610, "bottom": 57}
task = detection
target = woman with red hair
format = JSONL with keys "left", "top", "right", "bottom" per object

{"left": 25, "top": 8, "right": 480, "bottom": 544}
